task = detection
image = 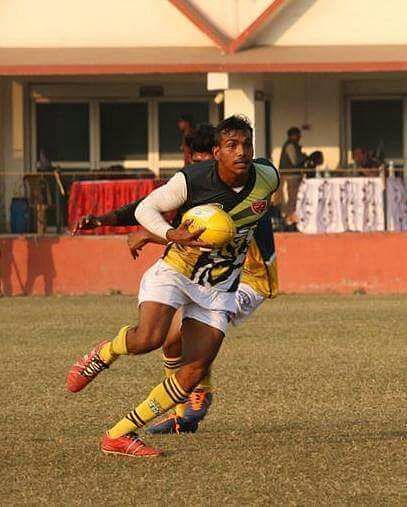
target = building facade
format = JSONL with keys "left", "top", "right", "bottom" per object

{"left": 1, "top": 0, "right": 407, "bottom": 229}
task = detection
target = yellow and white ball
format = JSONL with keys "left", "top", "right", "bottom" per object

{"left": 182, "top": 204, "right": 236, "bottom": 248}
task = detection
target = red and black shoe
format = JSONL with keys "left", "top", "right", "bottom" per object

{"left": 66, "top": 340, "right": 109, "bottom": 393}
{"left": 101, "top": 432, "right": 163, "bottom": 457}
{"left": 145, "top": 414, "right": 198, "bottom": 435}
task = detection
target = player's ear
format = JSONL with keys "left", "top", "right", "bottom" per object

{"left": 213, "top": 146, "right": 220, "bottom": 161}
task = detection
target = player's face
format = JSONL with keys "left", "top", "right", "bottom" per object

{"left": 214, "top": 130, "right": 254, "bottom": 177}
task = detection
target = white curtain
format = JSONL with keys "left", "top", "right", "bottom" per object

{"left": 296, "top": 177, "right": 385, "bottom": 234}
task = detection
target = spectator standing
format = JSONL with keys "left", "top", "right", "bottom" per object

{"left": 279, "top": 127, "right": 306, "bottom": 170}
{"left": 278, "top": 127, "right": 306, "bottom": 230}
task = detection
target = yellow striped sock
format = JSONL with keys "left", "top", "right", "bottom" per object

{"left": 162, "top": 354, "right": 183, "bottom": 378}
{"left": 162, "top": 354, "right": 186, "bottom": 417}
{"left": 99, "top": 325, "right": 130, "bottom": 365}
{"left": 107, "top": 375, "right": 189, "bottom": 439}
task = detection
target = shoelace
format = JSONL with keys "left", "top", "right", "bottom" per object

{"left": 125, "top": 433, "right": 145, "bottom": 453}
{"left": 81, "top": 354, "right": 107, "bottom": 378}
{"left": 189, "top": 390, "right": 207, "bottom": 411}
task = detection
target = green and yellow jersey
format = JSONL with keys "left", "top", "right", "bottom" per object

{"left": 163, "top": 160, "right": 279, "bottom": 293}
{"left": 241, "top": 211, "right": 278, "bottom": 298}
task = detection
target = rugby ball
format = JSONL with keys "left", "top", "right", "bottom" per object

{"left": 182, "top": 204, "right": 236, "bottom": 248}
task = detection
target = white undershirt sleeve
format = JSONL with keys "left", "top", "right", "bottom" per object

{"left": 134, "top": 171, "right": 188, "bottom": 239}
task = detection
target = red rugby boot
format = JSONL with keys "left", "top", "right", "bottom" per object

{"left": 66, "top": 340, "right": 109, "bottom": 393}
{"left": 101, "top": 433, "right": 164, "bottom": 457}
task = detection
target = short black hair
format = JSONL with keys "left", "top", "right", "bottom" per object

{"left": 215, "top": 115, "right": 253, "bottom": 145}
{"left": 178, "top": 115, "right": 192, "bottom": 124}
{"left": 287, "top": 126, "right": 301, "bottom": 137}
{"left": 184, "top": 123, "right": 216, "bottom": 154}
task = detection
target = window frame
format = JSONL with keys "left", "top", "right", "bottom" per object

{"left": 30, "top": 89, "right": 216, "bottom": 176}
{"left": 31, "top": 97, "right": 94, "bottom": 171}
{"left": 345, "top": 94, "right": 406, "bottom": 167}
{"left": 97, "top": 98, "right": 151, "bottom": 170}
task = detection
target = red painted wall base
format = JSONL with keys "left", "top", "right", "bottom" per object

{"left": 1, "top": 232, "right": 406, "bottom": 296}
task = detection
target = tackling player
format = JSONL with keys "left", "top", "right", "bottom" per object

{"left": 66, "top": 116, "right": 279, "bottom": 457}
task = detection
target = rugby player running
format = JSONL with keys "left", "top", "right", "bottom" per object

{"left": 71, "top": 124, "right": 279, "bottom": 435}
{"left": 67, "top": 116, "right": 279, "bottom": 457}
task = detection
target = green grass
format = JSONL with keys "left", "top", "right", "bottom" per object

{"left": 1, "top": 295, "right": 406, "bottom": 505}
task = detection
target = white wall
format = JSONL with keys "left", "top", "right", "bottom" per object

{"left": 1, "top": 0, "right": 406, "bottom": 49}
{"left": 0, "top": 0, "right": 211, "bottom": 47}
{"left": 189, "top": 0, "right": 272, "bottom": 38}
{"left": 268, "top": 75, "right": 341, "bottom": 169}
{"left": 257, "top": 0, "right": 407, "bottom": 46}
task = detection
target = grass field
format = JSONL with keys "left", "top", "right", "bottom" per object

{"left": 1, "top": 294, "right": 406, "bottom": 505}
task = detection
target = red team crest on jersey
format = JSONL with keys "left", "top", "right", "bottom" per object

{"left": 251, "top": 199, "right": 268, "bottom": 215}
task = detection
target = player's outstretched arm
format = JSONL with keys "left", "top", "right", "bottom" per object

{"left": 127, "top": 229, "right": 168, "bottom": 259}
{"left": 72, "top": 198, "right": 145, "bottom": 234}
{"left": 72, "top": 214, "right": 106, "bottom": 234}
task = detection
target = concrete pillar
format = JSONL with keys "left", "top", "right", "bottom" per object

{"left": 3, "top": 79, "right": 25, "bottom": 230}
{"left": 0, "top": 79, "right": 4, "bottom": 230}
{"left": 208, "top": 73, "right": 266, "bottom": 158}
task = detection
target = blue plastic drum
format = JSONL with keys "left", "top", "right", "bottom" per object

{"left": 10, "top": 198, "right": 31, "bottom": 233}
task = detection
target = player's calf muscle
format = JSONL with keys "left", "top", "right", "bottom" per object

{"left": 177, "top": 363, "right": 211, "bottom": 392}
{"left": 178, "top": 323, "right": 224, "bottom": 391}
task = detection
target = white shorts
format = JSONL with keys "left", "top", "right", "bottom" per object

{"left": 231, "top": 283, "right": 265, "bottom": 326}
{"left": 138, "top": 260, "right": 236, "bottom": 334}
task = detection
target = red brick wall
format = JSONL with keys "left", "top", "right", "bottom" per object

{"left": 1, "top": 233, "right": 406, "bottom": 296}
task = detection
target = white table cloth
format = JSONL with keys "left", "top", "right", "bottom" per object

{"left": 386, "top": 176, "right": 407, "bottom": 231}
{"left": 296, "top": 177, "right": 385, "bottom": 234}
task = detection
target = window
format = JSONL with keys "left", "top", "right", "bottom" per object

{"left": 36, "top": 103, "right": 89, "bottom": 162}
{"left": 159, "top": 101, "right": 209, "bottom": 159}
{"left": 350, "top": 100, "right": 403, "bottom": 159}
{"left": 100, "top": 102, "right": 148, "bottom": 161}
{"left": 32, "top": 92, "right": 213, "bottom": 174}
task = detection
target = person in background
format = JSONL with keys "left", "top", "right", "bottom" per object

{"left": 279, "top": 127, "right": 306, "bottom": 171}
{"left": 278, "top": 127, "right": 306, "bottom": 231}
{"left": 177, "top": 115, "right": 194, "bottom": 165}
{"left": 352, "top": 147, "right": 381, "bottom": 177}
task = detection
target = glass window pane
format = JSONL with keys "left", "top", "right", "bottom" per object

{"left": 351, "top": 100, "right": 403, "bottom": 159}
{"left": 159, "top": 102, "right": 209, "bottom": 159}
{"left": 36, "top": 103, "right": 90, "bottom": 162}
{"left": 100, "top": 102, "right": 148, "bottom": 161}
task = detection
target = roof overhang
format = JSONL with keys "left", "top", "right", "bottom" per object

{"left": 1, "top": 45, "right": 407, "bottom": 76}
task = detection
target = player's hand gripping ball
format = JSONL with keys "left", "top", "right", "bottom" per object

{"left": 182, "top": 204, "right": 236, "bottom": 248}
